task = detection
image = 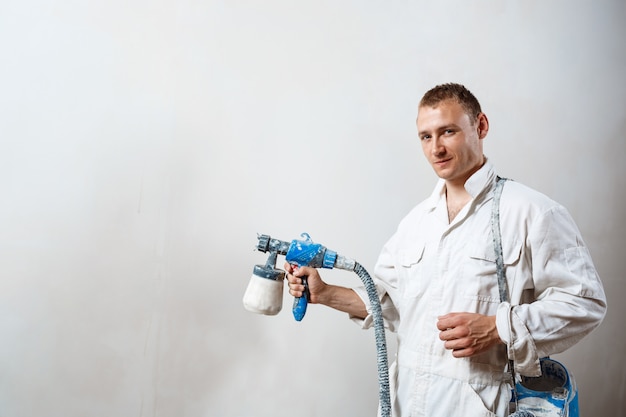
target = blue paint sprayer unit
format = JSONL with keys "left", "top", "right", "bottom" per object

{"left": 243, "top": 233, "right": 579, "bottom": 417}
{"left": 243, "top": 233, "right": 391, "bottom": 417}
{"left": 512, "top": 357, "right": 579, "bottom": 417}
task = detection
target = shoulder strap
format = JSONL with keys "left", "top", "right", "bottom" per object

{"left": 491, "top": 176, "right": 510, "bottom": 303}
{"left": 492, "top": 176, "right": 525, "bottom": 410}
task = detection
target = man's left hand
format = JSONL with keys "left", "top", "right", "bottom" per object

{"left": 437, "top": 312, "right": 503, "bottom": 358}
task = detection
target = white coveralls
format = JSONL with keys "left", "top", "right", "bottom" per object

{"left": 351, "top": 161, "right": 606, "bottom": 417}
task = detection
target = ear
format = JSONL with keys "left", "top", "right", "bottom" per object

{"left": 476, "top": 112, "right": 489, "bottom": 139}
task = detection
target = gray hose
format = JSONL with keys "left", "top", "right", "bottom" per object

{"left": 354, "top": 262, "right": 391, "bottom": 417}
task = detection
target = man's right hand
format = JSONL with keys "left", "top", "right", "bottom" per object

{"left": 285, "top": 263, "right": 327, "bottom": 304}
{"left": 285, "top": 262, "right": 368, "bottom": 319}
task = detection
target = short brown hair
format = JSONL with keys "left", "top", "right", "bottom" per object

{"left": 419, "top": 83, "right": 482, "bottom": 122}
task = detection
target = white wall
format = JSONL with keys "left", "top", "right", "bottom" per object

{"left": 1, "top": 1, "right": 624, "bottom": 416}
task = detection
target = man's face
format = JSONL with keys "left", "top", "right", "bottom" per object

{"left": 416, "top": 100, "right": 488, "bottom": 187}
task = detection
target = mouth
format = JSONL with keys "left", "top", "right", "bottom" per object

{"left": 433, "top": 158, "right": 452, "bottom": 166}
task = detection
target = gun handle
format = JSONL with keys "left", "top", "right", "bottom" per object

{"left": 292, "top": 275, "right": 309, "bottom": 321}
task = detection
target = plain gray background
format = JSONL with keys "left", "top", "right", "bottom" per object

{"left": 0, "top": 1, "right": 624, "bottom": 416}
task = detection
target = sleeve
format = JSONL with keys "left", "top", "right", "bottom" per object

{"left": 349, "top": 238, "right": 401, "bottom": 332}
{"left": 495, "top": 205, "right": 607, "bottom": 376}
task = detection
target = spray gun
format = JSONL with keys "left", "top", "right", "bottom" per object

{"left": 243, "top": 232, "right": 391, "bottom": 417}
{"left": 243, "top": 233, "right": 355, "bottom": 321}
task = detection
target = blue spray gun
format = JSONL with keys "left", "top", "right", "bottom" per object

{"left": 252, "top": 232, "right": 355, "bottom": 321}
{"left": 243, "top": 233, "right": 391, "bottom": 417}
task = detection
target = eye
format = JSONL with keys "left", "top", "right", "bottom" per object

{"left": 444, "top": 129, "right": 455, "bottom": 135}
{"left": 420, "top": 134, "right": 431, "bottom": 141}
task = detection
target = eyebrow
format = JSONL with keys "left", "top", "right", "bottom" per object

{"left": 418, "top": 123, "right": 458, "bottom": 137}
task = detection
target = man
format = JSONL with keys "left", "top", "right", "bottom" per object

{"left": 286, "top": 83, "right": 607, "bottom": 416}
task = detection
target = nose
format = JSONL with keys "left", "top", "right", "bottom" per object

{"left": 430, "top": 136, "right": 446, "bottom": 157}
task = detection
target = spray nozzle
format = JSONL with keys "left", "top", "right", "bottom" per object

{"left": 256, "top": 234, "right": 291, "bottom": 255}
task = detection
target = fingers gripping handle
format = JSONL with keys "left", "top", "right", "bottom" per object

{"left": 292, "top": 273, "right": 310, "bottom": 321}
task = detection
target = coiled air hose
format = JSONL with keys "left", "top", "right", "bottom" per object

{"left": 353, "top": 262, "right": 391, "bottom": 417}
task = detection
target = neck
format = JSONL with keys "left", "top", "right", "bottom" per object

{"left": 445, "top": 186, "right": 471, "bottom": 223}
{"left": 446, "top": 156, "right": 486, "bottom": 196}
{"left": 444, "top": 157, "right": 485, "bottom": 222}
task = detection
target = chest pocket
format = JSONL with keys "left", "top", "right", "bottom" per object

{"left": 463, "top": 238, "right": 523, "bottom": 303}
{"left": 398, "top": 245, "right": 426, "bottom": 299}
